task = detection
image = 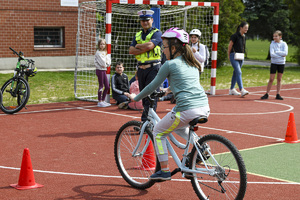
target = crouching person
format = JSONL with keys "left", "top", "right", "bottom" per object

{"left": 111, "top": 61, "right": 130, "bottom": 106}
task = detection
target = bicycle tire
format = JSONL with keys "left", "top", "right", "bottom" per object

{"left": 190, "top": 134, "right": 247, "bottom": 200}
{"left": 1, "top": 77, "right": 30, "bottom": 114}
{"left": 0, "top": 90, "right": 2, "bottom": 107}
{"left": 114, "top": 120, "right": 160, "bottom": 189}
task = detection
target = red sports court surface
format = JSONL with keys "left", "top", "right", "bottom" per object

{"left": 0, "top": 84, "right": 300, "bottom": 199}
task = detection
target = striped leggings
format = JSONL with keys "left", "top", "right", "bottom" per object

{"left": 153, "top": 106, "right": 210, "bottom": 162}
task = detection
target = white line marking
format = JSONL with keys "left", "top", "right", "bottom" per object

{"left": 212, "top": 100, "right": 293, "bottom": 115}
{"left": 77, "top": 107, "right": 140, "bottom": 119}
{"left": 1, "top": 166, "right": 299, "bottom": 185}
{"left": 239, "top": 142, "right": 285, "bottom": 152}
{"left": 166, "top": 100, "right": 294, "bottom": 115}
{"left": 0, "top": 107, "right": 79, "bottom": 116}
{"left": 0, "top": 105, "right": 139, "bottom": 119}
{"left": 198, "top": 126, "right": 283, "bottom": 141}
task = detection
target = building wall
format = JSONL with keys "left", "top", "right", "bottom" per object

{"left": 0, "top": 0, "right": 94, "bottom": 70}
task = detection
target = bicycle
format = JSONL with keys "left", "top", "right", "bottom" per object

{"left": 114, "top": 91, "right": 247, "bottom": 199}
{"left": 0, "top": 47, "right": 37, "bottom": 114}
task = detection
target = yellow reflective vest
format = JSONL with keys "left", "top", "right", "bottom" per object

{"left": 135, "top": 29, "right": 161, "bottom": 63}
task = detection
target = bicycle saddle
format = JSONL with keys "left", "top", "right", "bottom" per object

{"left": 189, "top": 116, "right": 208, "bottom": 126}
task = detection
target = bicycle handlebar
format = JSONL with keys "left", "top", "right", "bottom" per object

{"left": 9, "top": 47, "right": 34, "bottom": 64}
{"left": 146, "top": 91, "right": 166, "bottom": 107}
{"left": 149, "top": 90, "right": 166, "bottom": 99}
{"left": 9, "top": 47, "right": 19, "bottom": 56}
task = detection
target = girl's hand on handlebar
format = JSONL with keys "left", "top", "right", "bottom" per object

{"left": 161, "top": 87, "right": 172, "bottom": 96}
{"left": 128, "top": 93, "right": 137, "bottom": 102}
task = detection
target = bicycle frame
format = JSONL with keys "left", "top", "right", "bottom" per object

{"left": 132, "top": 106, "right": 220, "bottom": 177}
{"left": 7, "top": 47, "right": 36, "bottom": 91}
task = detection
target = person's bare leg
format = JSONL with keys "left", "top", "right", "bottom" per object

{"left": 266, "top": 74, "right": 276, "bottom": 94}
{"left": 276, "top": 73, "right": 283, "bottom": 94}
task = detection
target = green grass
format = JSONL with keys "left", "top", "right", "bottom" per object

{"left": 0, "top": 71, "right": 76, "bottom": 105}
{"left": 246, "top": 39, "right": 297, "bottom": 62}
{"left": 215, "top": 65, "right": 300, "bottom": 90}
{"left": 240, "top": 143, "right": 300, "bottom": 183}
{"left": 1, "top": 65, "right": 300, "bottom": 105}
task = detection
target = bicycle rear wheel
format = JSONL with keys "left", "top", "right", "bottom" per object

{"left": 0, "top": 90, "right": 2, "bottom": 107}
{"left": 114, "top": 120, "right": 160, "bottom": 189}
{"left": 190, "top": 134, "right": 247, "bottom": 200}
{"left": 1, "top": 77, "right": 30, "bottom": 114}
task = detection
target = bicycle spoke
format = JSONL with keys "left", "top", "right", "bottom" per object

{"left": 114, "top": 121, "right": 159, "bottom": 189}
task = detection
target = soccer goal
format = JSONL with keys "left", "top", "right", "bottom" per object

{"left": 75, "top": 0, "right": 219, "bottom": 101}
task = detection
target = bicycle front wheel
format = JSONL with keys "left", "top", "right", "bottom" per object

{"left": 190, "top": 134, "right": 247, "bottom": 200}
{"left": 114, "top": 120, "right": 160, "bottom": 189}
{"left": 1, "top": 77, "right": 30, "bottom": 114}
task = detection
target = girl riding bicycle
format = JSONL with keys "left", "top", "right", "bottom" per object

{"left": 129, "top": 27, "right": 210, "bottom": 181}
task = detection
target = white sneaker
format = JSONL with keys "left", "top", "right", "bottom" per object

{"left": 229, "top": 88, "right": 241, "bottom": 96}
{"left": 97, "top": 102, "right": 108, "bottom": 107}
{"left": 118, "top": 101, "right": 128, "bottom": 109}
{"left": 103, "top": 101, "right": 111, "bottom": 106}
{"left": 241, "top": 88, "right": 249, "bottom": 97}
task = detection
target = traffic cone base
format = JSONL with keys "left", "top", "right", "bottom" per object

{"left": 284, "top": 112, "right": 300, "bottom": 143}
{"left": 10, "top": 183, "right": 44, "bottom": 190}
{"left": 134, "top": 136, "right": 156, "bottom": 171}
{"left": 10, "top": 148, "right": 44, "bottom": 190}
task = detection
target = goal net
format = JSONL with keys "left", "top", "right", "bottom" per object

{"left": 75, "top": 0, "right": 219, "bottom": 101}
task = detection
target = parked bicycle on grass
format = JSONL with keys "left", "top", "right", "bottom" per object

{"left": 0, "top": 47, "right": 37, "bottom": 114}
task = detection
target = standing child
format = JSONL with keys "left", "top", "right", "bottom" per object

{"left": 95, "top": 38, "right": 111, "bottom": 107}
{"left": 261, "top": 30, "right": 288, "bottom": 100}
{"left": 189, "top": 29, "right": 209, "bottom": 73}
{"left": 129, "top": 28, "right": 210, "bottom": 180}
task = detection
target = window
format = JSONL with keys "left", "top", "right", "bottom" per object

{"left": 34, "top": 27, "right": 64, "bottom": 48}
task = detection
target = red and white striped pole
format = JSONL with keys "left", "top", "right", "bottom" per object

{"left": 105, "top": 0, "right": 112, "bottom": 103}
{"left": 210, "top": 2, "right": 219, "bottom": 95}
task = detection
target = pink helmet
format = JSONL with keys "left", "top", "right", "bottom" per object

{"left": 161, "top": 27, "right": 189, "bottom": 44}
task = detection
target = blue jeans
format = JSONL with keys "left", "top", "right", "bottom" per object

{"left": 230, "top": 53, "right": 244, "bottom": 90}
{"left": 113, "top": 94, "right": 128, "bottom": 105}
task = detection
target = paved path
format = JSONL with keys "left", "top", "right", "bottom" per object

{"left": 244, "top": 60, "right": 298, "bottom": 67}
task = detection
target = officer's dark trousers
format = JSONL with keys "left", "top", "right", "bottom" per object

{"left": 137, "top": 63, "right": 161, "bottom": 121}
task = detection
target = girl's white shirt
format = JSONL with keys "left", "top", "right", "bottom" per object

{"left": 270, "top": 40, "right": 288, "bottom": 65}
{"left": 94, "top": 50, "right": 111, "bottom": 70}
{"left": 191, "top": 42, "right": 206, "bottom": 72}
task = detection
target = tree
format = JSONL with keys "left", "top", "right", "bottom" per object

{"left": 242, "top": 0, "right": 291, "bottom": 42}
{"left": 285, "top": 0, "right": 300, "bottom": 64}
{"left": 206, "top": 0, "right": 245, "bottom": 67}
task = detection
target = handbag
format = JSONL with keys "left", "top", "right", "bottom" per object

{"left": 234, "top": 53, "right": 244, "bottom": 60}
{"left": 233, "top": 35, "right": 245, "bottom": 60}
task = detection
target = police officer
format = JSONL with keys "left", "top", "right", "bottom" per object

{"left": 129, "top": 10, "right": 162, "bottom": 121}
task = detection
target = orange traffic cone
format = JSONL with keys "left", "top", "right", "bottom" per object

{"left": 284, "top": 112, "right": 300, "bottom": 143}
{"left": 10, "top": 148, "right": 44, "bottom": 190}
{"left": 134, "top": 136, "right": 156, "bottom": 170}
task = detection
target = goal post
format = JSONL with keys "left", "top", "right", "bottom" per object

{"left": 75, "top": 0, "right": 219, "bottom": 101}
